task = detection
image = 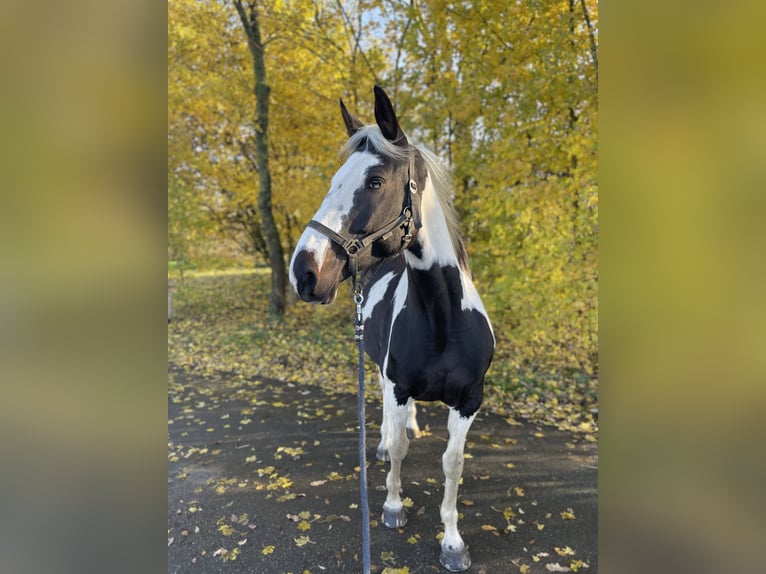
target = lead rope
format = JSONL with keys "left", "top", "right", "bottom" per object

{"left": 350, "top": 254, "right": 371, "bottom": 574}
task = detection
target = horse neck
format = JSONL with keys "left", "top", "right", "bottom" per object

{"left": 400, "top": 174, "right": 495, "bottom": 342}
{"left": 401, "top": 174, "right": 467, "bottom": 331}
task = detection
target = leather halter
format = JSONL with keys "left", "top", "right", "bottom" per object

{"left": 306, "top": 148, "right": 419, "bottom": 290}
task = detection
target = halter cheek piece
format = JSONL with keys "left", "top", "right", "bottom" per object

{"left": 307, "top": 149, "right": 418, "bottom": 290}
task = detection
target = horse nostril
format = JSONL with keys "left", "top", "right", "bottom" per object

{"left": 299, "top": 269, "right": 317, "bottom": 296}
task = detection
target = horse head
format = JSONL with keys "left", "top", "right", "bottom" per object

{"left": 289, "top": 86, "right": 424, "bottom": 304}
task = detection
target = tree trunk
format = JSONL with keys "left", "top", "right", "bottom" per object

{"left": 234, "top": 0, "right": 286, "bottom": 317}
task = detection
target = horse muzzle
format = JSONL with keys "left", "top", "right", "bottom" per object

{"left": 290, "top": 249, "right": 342, "bottom": 304}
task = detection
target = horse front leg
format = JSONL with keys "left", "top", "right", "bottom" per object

{"left": 378, "top": 375, "right": 419, "bottom": 461}
{"left": 380, "top": 379, "right": 410, "bottom": 528}
{"left": 439, "top": 408, "right": 476, "bottom": 572}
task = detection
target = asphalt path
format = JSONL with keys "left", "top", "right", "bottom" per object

{"left": 168, "top": 367, "right": 597, "bottom": 573}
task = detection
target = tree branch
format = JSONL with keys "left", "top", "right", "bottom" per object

{"left": 334, "top": 0, "right": 382, "bottom": 86}
{"left": 579, "top": 0, "right": 598, "bottom": 85}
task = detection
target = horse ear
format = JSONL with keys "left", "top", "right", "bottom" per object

{"left": 373, "top": 85, "right": 406, "bottom": 144}
{"left": 339, "top": 98, "right": 364, "bottom": 137}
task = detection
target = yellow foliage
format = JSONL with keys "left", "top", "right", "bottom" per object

{"left": 168, "top": 0, "right": 599, "bottom": 427}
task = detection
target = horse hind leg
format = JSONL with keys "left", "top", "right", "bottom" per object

{"left": 406, "top": 399, "right": 421, "bottom": 440}
{"left": 439, "top": 408, "right": 476, "bottom": 572}
{"left": 376, "top": 374, "right": 390, "bottom": 461}
{"left": 380, "top": 379, "right": 410, "bottom": 528}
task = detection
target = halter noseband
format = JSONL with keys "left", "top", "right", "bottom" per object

{"left": 307, "top": 148, "right": 419, "bottom": 290}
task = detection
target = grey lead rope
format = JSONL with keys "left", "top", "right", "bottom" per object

{"left": 353, "top": 283, "right": 371, "bottom": 574}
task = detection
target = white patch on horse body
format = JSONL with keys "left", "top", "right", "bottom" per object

{"left": 362, "top": 271, "right": 396, "bottom": 322}
{"left": 404, "top": 174, "right": 460, "bottom": 270}
{"left": 381, "top": 271, "right": 409, "bottom": 377}
{"left": 459, "top": 270, "right": 495, "bottom": 341}
{"left": 289, "top": 152, "right": 381, "bottom": 290}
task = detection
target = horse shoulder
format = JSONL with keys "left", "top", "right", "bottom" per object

{"left": 362, "top": 259, "right": 407, "bottom": 369}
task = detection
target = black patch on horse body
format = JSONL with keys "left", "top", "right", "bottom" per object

{"left": 406, "top": 241, "right": 423, "bottom": 260}
{"left": 363, "top": 260, "right": 494, "bottom": 418}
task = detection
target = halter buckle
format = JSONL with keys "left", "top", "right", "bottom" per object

{"left": 408, "top": 179, "right": 418, "bottom": 194}
{"left": 344, "top": 239, "right": 363, "bottom": 255}
{"left": 401, "top": 208, "right": 413, "bottom": 245}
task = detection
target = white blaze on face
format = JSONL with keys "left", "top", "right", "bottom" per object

{"left": 289, "top": 152, "right": 381, "bottom": 291}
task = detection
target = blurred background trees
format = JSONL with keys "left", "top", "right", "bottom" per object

{"left": 168, "top": 0, "right": 598, "bottom": 378}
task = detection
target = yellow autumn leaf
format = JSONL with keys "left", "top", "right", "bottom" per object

{"left": 294, "top": 536, "right": 312, "bottom": 547}
{"left": 297, "top": 520, "right": 311, "bottom": 531}
{"left": 570, "top": 559, "right": 586, "bottom": 571}
{"left": 221, "top": 547, "right": 240, "bottom": 562}
{"left": 261, "top": 545, "right": 275, "bottom": 555}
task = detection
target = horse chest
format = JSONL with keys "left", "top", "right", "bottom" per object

{"left": 387, "top": 308, "right": 493, "bottom": 385}
{"left": 362, "top": 264, "right": 493, "bottom": 415}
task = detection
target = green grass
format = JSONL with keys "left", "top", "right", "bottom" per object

{"left": 168, "top": 271, "right": 597, "bottom": 436}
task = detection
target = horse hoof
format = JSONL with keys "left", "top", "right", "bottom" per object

{"left": 439, "top": 545, "right": 471, "bottom": 572}
{"left": 376, "top": 446, "right": 390, "bottom": 462}
{"left": 382, "top": 506, "right": 408, "bottom": 529}
{"left": 406, "top": 427, "right": 421, "bottom": 440}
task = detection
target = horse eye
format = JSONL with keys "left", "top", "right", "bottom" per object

{"left": 367, "top": 177, "right": 384, "bottom": 191}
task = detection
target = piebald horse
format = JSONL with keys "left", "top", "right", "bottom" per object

{"left": 289, "top": 86, "right": 494, "bottom": 571}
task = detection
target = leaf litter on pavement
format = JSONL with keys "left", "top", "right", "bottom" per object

{"left": 168, "top": 272, "right": 596, "bottom": 572}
